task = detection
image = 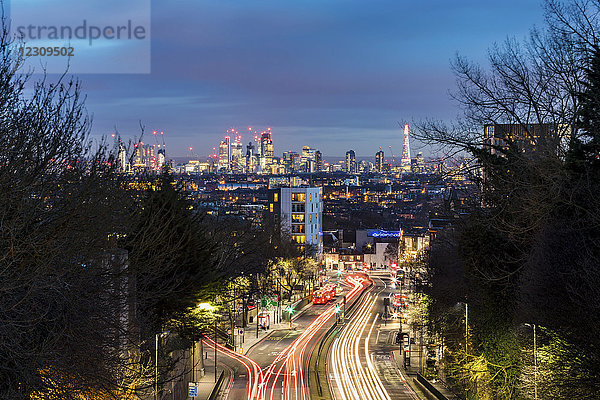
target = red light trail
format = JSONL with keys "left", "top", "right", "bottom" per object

{"left": 202, "top": 274, "right": 370, "bottom": 400}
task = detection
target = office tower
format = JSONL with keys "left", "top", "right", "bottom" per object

{"left": 261, "top": 129, "right": 274, "bottom": 173}
{"left": 376, "top": 150, "right": 384, "bottom": 173}
{"left": 225, "top": 136, "right": 231, "bottom": 170}
{"left": 401, "top": 124, "right": 411, "bottom": 171}
{"left": 345, "top": 149, "right": 357, "bottom": 174}
{"left": 315, "top": 150, "right": 323, "bottom": 172}
{"left": 302, "top": 146, "right": 317, "bottom": 172}
{"left": 412, "top": 152, "right": 425, "bottom": 173}
{"left": 245, "top": 142, "right": 255, "bottom": 173}
{"left": 117, "top": 143, "right": 129, "bottom": 173}
{"left": 268, "top": 186, "right": 323, "bottom": 257}
{"left": 231, "top": 137, "right": 244, "bottom": 173}
{"left": 218, "top": 140, "right": 229, "bottom": 171}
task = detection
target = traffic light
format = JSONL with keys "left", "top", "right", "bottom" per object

{"left": 335, "top": 304, "right": 341, "bottom": 313}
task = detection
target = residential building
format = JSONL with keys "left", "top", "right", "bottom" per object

{"left": 268, "top": 187, "right": 323, "bottom": 257}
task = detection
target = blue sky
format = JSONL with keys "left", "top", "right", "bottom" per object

{"left": 40, "top": 0, "right": 546, "bottom": 158}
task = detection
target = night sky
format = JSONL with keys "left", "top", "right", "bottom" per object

{"left": 47, "top": 1, "right": 545, "bottom": 158}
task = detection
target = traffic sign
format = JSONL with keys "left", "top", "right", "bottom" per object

{"left": 188, "top": 382, "right": 197, "bottom": 397}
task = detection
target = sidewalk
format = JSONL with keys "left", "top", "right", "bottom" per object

{"left": 394, "top": 285, "right": 458, "bottom": 400}
{"left": 192, "top": 350, "right": 229, "bottom": 400}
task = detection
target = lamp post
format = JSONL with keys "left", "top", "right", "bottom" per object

{"left": 465, "top": 302, "right": 468, "bottom": 354}
{"left": 197, "top": 303, "right": 218, "bottom": 383}
{"left": 155, "top": 331, "right": 170, "bottom": 400}
{"left": 214, "top": 317, "right": 218, "bottom": 382}
{"left": 525, "top": 323, "right": 538, "bottom": 400}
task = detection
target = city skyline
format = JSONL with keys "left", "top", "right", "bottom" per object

{"left": 34, "top": 0, "right": 545, "bottom": 157}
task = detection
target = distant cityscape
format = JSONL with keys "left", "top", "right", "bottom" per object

{"left": 116, "top": 124, "right": 442, "bottom": 176}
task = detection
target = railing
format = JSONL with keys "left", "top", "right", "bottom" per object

{"left": 208, "top": 370, "right": 225, "bottom": 400}
{"left": 415, "top": 373, "right": 451, "bottom": 400}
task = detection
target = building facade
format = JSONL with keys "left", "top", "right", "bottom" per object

{"left": 345, "top": 150, "right": 357, "bottom": 174}
{"left": 268, "top": 187, "right": 323, "bottom": 257}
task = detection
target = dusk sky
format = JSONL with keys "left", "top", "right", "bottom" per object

{"left": 57, "top": 0, "right": 545, "bottom": 158}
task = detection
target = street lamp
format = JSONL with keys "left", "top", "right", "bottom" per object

{"left": 198, "top": 303, "right": 218, "bottom": 382}
{"left": 155, "top": 330, "right": 170, "bottom": 400}
{"left": 525, "top": 323, "right": 538, "bottom": 400}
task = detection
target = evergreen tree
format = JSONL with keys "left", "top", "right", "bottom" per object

{"left": 571, "top": 46, "right": 600, "bottom": 171}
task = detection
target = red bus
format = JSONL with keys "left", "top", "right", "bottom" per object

{"left": 323, "top": 283, "right": 337, "bottom": 299}
{"left": 312, "top": 289, "right": 329, "bottom": 304}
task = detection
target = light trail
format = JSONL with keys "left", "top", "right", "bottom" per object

{"left": 202, "top": 336, "right": 263, "bottom": 400}
{"left": 330, "top": 281, "right": 391, "bottom": 400}
{"left": 259, "top": 274, "right": 369, "bottom": 400}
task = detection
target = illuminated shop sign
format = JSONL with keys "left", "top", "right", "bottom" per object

{"left": 368, "top": 230, "right": 402, "bottom": 238}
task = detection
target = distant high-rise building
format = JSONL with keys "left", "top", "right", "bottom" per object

{"left": 118, "top": 143, "right": 130, "bottom": 173}
{"left": 245, "top": 142, "right": 255, "bottom": 173}
{"left": 218, "top": 140, "right": 229, "bottom": 171}
{"left": 315, "top": 150, "right": 323, "bottom": 172}
{"left": 375, "top": 150, "right": 384, "bottom": 173}
{"left": 401, "top": 124, "right": 411, "bottom": 171}
{"left": 345, "top": 150, "right": 357, "bottom": 174}
{"left": 302, "top": 146, "right": 317, "bottom": 172}
{"left": 225, "top": 136, "right": 231, "bottom": 169}
{"left": 283, "top": 151, "right": 300, "bottom": 173}
{"left": 261, "top": 129, "right": 274, "bottom": 172}
{"left": 231, "top": 138, "right": 244, "bottom": 173}
{"left": 412, "top": 152, "right": 425, "bottom": 173}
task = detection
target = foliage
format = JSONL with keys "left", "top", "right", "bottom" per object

{"left": 416, "top": 1, "right": 600, "bottom": 398}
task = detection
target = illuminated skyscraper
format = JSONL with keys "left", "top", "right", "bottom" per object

{"left": 401, "top": 124, "right": 411, "bottom": 171}
{"left": 261, "top": 129, "right": 274, "bottom": 173}
{"left": 345, "top": 150, "right": 357, "bottom": 173}
{"left": 376, "top": 149, "right": 384, "bottom": 173}
{"left": 225, "top": 136, "right": 231, "bottom": 170}
{"left": 245, "top": 142, "right": 255, "bottom": 173}
{"left": 231, "top": 137, "right": 244, "bottom": 173}
{"left": 315, "top": 150, "right": 323, "bottom": 172}
{"left": 218, "top": 140, "right": 229, "bottom": 171}
{"left": 302, "top": 146, "right": 316, "bottom": 172}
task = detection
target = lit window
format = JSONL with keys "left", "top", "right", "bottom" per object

{"left": 269, "top": 203, "right": 274, "bottom": 212}
{"left": 274, "top": 193, "right": 279, "bottom": 202}
{"left": 292, "top": 193, "right": 306, "bottom": 202}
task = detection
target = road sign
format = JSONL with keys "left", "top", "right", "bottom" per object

{"left": 188, "top": 382, "right": 197, "bottom": 397}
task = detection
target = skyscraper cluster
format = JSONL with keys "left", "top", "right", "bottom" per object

{"left": 119, "top": 130, "right": 167, "bottom": 173}
{"left": 209, "top": 127, "right": 327, "bottom": 175}
{"left": 213, "top": 127, "right": 277, "bottom": 174}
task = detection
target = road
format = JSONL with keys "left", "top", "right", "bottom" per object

{"left": 328, "top": 272, "right": 419, "bottom": 400}
{"left": 251, "top": 275, "right": 369, "bottom": 400}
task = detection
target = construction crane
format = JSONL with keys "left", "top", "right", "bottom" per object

{"left": 188, "top": 146, "right": 200, "bottom": 160}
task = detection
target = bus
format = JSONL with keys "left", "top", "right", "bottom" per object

{"left": 313, "top": 283, "right": 338, "bottom": 304}
{"left": 323, "top": 283, "right": 337, "bottom": 299}
{"left": 312, "top": 289, "right": 329, "bottom": 304}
